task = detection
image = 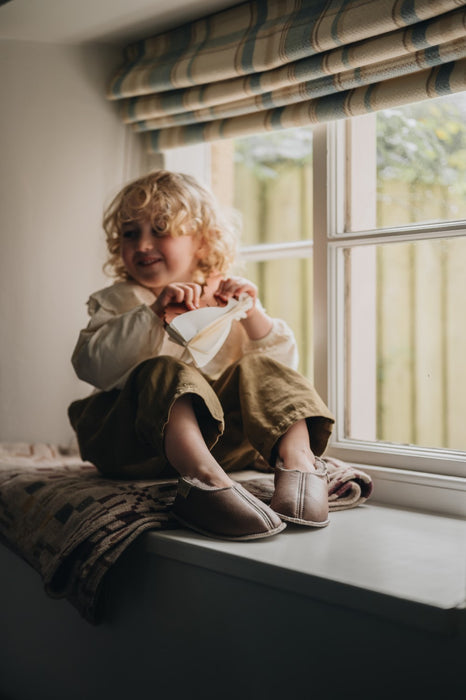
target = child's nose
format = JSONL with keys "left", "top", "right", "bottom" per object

{"left": 137, "top": 225, "right": 155, "bottom": 250}
{"left": 137, "top": 235, "right": 153, "bottom": 250}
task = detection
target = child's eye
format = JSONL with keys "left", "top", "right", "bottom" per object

{"left": 122, "top": 229, "right": 138, "bottom": 239}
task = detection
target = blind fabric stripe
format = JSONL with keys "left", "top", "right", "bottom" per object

{"left": 132, "top": 38, "right": 466, "bottom": 132}
{"left": 121, "top": 8, "right": 466, "bottom": 124}
{"left": 106, "top": 0, "right": 466, "bottom": 151}
{"left": 146, "top": 58, "right": 466, "bottom": 151}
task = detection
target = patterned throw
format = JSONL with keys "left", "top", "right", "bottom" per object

{"left": 106, "top": 0, "right": 466, "bottom": 150}
{"left": 0, "top": 443, "right": 372, "bottom": 623}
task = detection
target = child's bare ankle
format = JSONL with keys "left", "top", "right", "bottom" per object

{"left": 277, "top": 447, "right": 316, "bottom": 472}
{"left": 181, "top": 463, "right": 233, "bottom": 489}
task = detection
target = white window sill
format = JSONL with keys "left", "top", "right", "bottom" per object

{"left": 141, "top": 501, "right": 465, "bottom": 636}
{"left": 339, "top": 461, "right": 466, "bottom": 518}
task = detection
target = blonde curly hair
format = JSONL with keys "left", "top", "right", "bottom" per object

{"left": 103, "top": 170, "right": 238, "bottom": 284}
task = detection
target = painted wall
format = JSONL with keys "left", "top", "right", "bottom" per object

{"left": 0, "top": 39, "right": 146, "bottom": 444}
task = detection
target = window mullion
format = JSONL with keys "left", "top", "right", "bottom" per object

{"left": 239, "top": 240, "right": 313, "bottom": 262}
{"left": 312, "top": 123, "right": 332, "bottom": 403}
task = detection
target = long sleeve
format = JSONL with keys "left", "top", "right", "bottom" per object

{"left": 245, "top": 318, "right": 299, "bottom": 370}
{"left": 71, "top": 282, "right": 165, "bottom": 391}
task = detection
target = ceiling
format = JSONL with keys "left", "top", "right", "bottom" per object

{"left": 0, "top": 0, "right": 239, "bottom": 45}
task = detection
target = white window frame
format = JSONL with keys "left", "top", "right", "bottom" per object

{"left": 313, "top": 120, "right": 466, "bottom": 515}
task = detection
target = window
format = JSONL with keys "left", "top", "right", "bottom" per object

{"left": 325, "top": 92, "right": 466, "bottom": 479}
{"left": 203, "top": 91, "right": 466, "bottom": 485}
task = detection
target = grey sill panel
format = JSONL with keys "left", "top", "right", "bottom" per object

{"left": 143, "top": 503, "right": 466, "bottom": 635}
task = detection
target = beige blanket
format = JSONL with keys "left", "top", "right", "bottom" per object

{"left": 0, "top": 443, "right": 372, "bottom": 623}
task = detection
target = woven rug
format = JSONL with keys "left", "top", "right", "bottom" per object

{"left": 0, "top": 443, "right": 372, "bottom": 624}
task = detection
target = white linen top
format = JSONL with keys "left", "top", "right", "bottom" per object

{"left": 71, "top": 281, "right": 299, "bottom": 391}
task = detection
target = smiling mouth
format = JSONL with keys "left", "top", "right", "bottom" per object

{"left": 137, "top": 257, "right": 162, "bottom": 267}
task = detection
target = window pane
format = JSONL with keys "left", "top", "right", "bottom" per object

{"left": 210, "top": 128, "right": 314, "bottom": 378}
{"left": 241, "top": 258, "right": 313, "bottom": 379}
{"left": 347, "top": 92, "right": 466, "bottom": 232}
{"left": 345, "top": 237, "right": 466, "bottom": 451}
{"left": 377, "top": 93, "right": 466, "bottom": 228}
{"left": 233, "top": 129, "right": 313, "bottom": 245}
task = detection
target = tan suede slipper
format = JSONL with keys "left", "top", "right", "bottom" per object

{"left": 270, "top": 457, "right": 329, "bottom": 527}
{"left": 171, "top": 477, "right": 286, "bottom": 541}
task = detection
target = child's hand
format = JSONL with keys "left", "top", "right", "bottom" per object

{"left": 214, "top": 277, "right": 258, "bottom": 312}
{"left": 151, "top": 283, "right": 202, "bottom": 320}
{"left": 215, "top": 276, "right": 274, "bottom": 340}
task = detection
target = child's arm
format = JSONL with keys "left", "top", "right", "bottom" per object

{"left": 72, "top": 307, "right": 165, "bottom": 391}
{"left": 209, "top": 275, "right": 299, "bottom": 371}
{"left": 71, "top": 285, "right": 165, "bottom": 391}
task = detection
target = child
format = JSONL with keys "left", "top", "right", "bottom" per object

{"left": 68, "top": 171, "right": 335, "bottom": 541}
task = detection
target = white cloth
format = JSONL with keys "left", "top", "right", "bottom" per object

{"left": 72, "top": 282, "right": 299, "bottom": 391}
{"left": 165, "top": 294, "right": 254, "bottom": 367}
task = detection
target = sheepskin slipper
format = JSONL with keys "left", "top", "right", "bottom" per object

{"left": 171, "top": 476, "right": 286, "bottom": 541}
{"left": 270, "top": 457, "right": 330, "bottom": 527}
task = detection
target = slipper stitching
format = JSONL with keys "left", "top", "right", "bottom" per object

{"left": 234, "top": 484, "right": 275, "bottom": 530}
{"left": 298, "top": 472, "right": 305, "bottom": 520}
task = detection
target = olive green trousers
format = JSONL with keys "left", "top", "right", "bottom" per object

{"left": 68, "top": 355, "right": 334, "bottom": 479}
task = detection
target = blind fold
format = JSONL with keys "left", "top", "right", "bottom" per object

{"left": 107, "top": 0, "right": 466, "bottom": 151}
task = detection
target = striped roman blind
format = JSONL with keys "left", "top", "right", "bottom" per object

{"left": 107, "top": 0, "right": 466, "bottom": 151}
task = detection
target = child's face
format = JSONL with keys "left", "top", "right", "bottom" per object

{"left": 120, "top": 219, "right": 201, "bottom": 294}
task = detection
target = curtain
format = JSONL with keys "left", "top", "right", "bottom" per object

{"left": 107, "top": 0, "right": 466, "bottom": 151}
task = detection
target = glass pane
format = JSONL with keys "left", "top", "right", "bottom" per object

{"left": 241, "top": 258, "right": 313, "bottom": 379}
{"left": 347, "top": 92, "right": 466, "bottom": 232}
{"left": 233, "top": 128, "right": 313, "bottom": 245}
{"left": 211, "top": 127, "right": 315, "bottom": 379}
{"left": 345, "top": 237, "right": 466, "bottom": 451}
{"left": 377, "top": 93, "right": 466, "bottom": 228}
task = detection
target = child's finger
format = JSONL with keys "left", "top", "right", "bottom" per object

{"left": 189, "top": 283, "right": 202, "bottom": 308}
{"left": 216, "top": 280, "right": 250, "bottom": 305}
{"left": 182, "top": 286, "right": 195, "bottom": 310}
{"left": 213, "top": 280, "right": 229, "bottom": 302}
{"left": 214, "top": 291, "right": 230, "bottom": 306}
{"left": 217, "top": 278, "right": 239, "bottom": 294}
{"left": 161, "top": 285, "right": 188, "bottom": 309}
{"left": 222, "top": 281, "right": 256, "bottom": 301}
{"left": 168, "top": 286, "right": 186, "bottom": 306}
{"left": 180, "top": 284, "right": 199, "bottom": 310}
